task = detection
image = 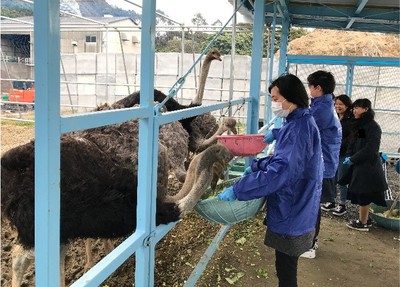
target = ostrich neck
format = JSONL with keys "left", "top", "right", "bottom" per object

{"left": 193, "top": 124, "right": 225, "bottom": 153}
{"left": 192, "top": 59, "right": 213, "bottom": 105}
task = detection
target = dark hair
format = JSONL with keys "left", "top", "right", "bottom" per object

{"left": 307, "top": 70, "right": 336, "bottom": 94}
{"left": 268, "top": 73, "right": 309, "bottom": 108}
{"left": 352, "top": 98, "right": 375, "bottom": 118}
{"left": 334, "top": 94, "right": 352, "bottom": 108}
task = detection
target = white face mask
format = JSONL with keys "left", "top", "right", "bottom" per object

{"left": 271, "top": 99, "right": 292, "bottom": 118}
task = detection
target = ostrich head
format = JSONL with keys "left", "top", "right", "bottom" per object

{"left": 219, "top": 117, "right": 238, "bottom": 135}
{"left": 206, "top": 48, "right": 222, "bottom": 62}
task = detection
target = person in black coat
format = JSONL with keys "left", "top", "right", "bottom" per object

{"left": 339, "top": 98, "right": 387, "bottom": 231}
{"left": 332, "top": 94, "right": 353, "bottom": 216}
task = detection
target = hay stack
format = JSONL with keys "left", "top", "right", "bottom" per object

{"left": 287, "top": 29, "right": 400, "bottom": 57}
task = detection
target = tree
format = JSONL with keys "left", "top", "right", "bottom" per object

{"left": 155, "top": 9, "right": 176, "bottom": 26}
{"left": 155, "top": 22, "right": 309, "bottom": 56}
{"left": 191, "top": 13, "right": 208, "bottom": 26}
{"left": 212, "top": 20, "right": 223, "bottom": 26}
{"left": 201, "top": 26, "right": 308, "bottom": 56}
{"left": 155, "top": 31, "right": 182, "bottom": 51}
{"left": 1, "top": 7, "right": 33, "bottom": 17}
{"left": 202, "top": 31, "right": 253, "bottom": 55}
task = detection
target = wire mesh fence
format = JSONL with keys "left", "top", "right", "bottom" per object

{"left": 2, "top": 47, "right": 399, "bottom": 155}
{"left": 289, "top": 63, "right": 400, "bottom": 154}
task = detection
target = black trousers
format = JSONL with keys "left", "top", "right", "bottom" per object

{"left": 313, "top": 177, "right": 333, "bottom": 244}
{"left": 275, "top": 249, "right": 299, "bottom": 287}
{"left": 313, "top": 207, "right": 322, "bottom": 243}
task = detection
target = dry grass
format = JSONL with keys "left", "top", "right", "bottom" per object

{"left": 287, "top": 29, "right": 400, "bottom": 57}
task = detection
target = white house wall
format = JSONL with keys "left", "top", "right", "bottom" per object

{"left": 104, "top": 19, "right": 141, "bottom": 54}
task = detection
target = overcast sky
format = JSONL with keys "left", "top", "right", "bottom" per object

{"left": 106, "top": 0, "right": 245, "bottom": 25}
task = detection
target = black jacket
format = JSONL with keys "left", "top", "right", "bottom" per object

{"left": 340, "top": 113, "right": 388, "bottom": 195}
{"left": 339, "top": 110, "right": 353, "bottom": 156}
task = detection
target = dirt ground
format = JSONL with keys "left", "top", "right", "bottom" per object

{"left": 1, "top": 120, "right": 399, "bottom": 287}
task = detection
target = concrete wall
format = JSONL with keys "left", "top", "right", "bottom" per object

{"left": 1, "top": 52, "right": 274, "bottom": 123}
{"left": 53, "top": 53, "right": 274, "bottom": 110}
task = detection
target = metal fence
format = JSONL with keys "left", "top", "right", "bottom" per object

{"left": 2, "top": 53, "right": 399, "bottom": 155}
{"left": 287, "top": 56, "right": 400, "bottom": 154}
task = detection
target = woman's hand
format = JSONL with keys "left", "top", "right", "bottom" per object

{"left": 217, "top": 186, "right": 237, "bottom": 201}
{"left": 242, "top": 166, "right": 253, "bottom": 176}
{"left": 343, "top": 157, "right": 353, "bottom": 166}
{"left": 263, "top": 131, "right": 275, "bottom": 144}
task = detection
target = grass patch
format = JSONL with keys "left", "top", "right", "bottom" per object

{"left": 1, "top": 119, "right": 35, "bottom": 127}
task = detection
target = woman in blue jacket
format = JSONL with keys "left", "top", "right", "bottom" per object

{"left": 218, "top": 74, "right": 323, "bottom": 287}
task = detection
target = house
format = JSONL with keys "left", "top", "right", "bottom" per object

{"left": 0, "top": 16, "right": 141, "bottom": 62}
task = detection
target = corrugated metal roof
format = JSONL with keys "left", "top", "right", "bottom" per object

{"left": 229, "top": 0, "right": 399, "bottom": 34}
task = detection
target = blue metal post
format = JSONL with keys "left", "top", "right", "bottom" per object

{"left": 34, "top": 0, "right": 61, "bottom": 286}
{"left": 266, "top": 3, "right": 278, "bottom": 124}
{"left": 346, "top": 63, "right": 355, "bottom": 97}
{"left": 275, "top": 3, "right": 290, "bottom": 128}
{"left": 135, "top": 0, "right": 157, "bottom": 286}
{"left": 246, "top": 0, "right": 265, "bottom": 136}
{"left": 278, "top": 13, "right": 289, "bottom": 75}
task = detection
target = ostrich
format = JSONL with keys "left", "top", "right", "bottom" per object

{"left": 86, "top": 102, "right": 190, "bottom": 183}
{"left": 1, "top": 133, "right": 233, "bottom": 287}
{"left": 72, "top": 103, "right": 190, "bottom": 268}
{"left": 113, "top": 48, "right": 237, "bottom": 155}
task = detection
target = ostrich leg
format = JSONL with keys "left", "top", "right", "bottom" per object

{"left": 60, "top": 244, "right": 67, "bottom": 287}
{"left": 11, "top": 244, "right": 34, "bottom": 287}
{"left": 85, "top": 239, "right": 115, "bottom": 270}
{"left": 11, "top": 244, "right": 67, "bottom": 287}
{"left": 85, "top": 238, "right": 94, "bottom": 270}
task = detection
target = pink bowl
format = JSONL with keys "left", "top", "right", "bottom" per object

{"left": 217, "top": 134, "right": 267, "bottom": 156}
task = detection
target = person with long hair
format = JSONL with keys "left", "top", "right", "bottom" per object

{"left": 332, "top": 94, "right": 353, "bottom": 216}
{"left": 339, "top": 98, "right": 387, "bottom": 231}
{"left": 218, "top": 73, "right": 323, "bottom": 287}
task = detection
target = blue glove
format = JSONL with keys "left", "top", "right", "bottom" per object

{"left": 343, "top": 157, "right": 353, "bottom": 166}
{"left": 242, "top": 166, "right": 253, "bottom": 176}
{"left": 263, "top": 130, "right": 275, "bottom": 144}
{"left": 217, "top": 186, "right": 237, "bottom": 201}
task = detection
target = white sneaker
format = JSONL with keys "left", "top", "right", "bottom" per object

{"left": 300, "top": 248, "right": 316, "bottom": 259}
{"left": 300, "top": 240, "right": 318, "bottom": 259}
{"left": 320, "top": 202, "right": 335, "bottom": 211}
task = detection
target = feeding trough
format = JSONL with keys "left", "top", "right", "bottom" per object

{"left": 217, "top": 134, "right": 267, "bottom": 157}
{"left": 195, "top": 178, "right": 266, "bottom": 225}
{"left": 369, "top": 199, "right": 400, "bottom": 231}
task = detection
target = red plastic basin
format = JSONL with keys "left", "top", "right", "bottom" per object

{"left": 217, "top": 134, "right": 267, "bottom": 157}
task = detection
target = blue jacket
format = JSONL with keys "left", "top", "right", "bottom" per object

{"left": 233, "top": 108, "right": 323, "bottom": 237}
{"left": 310, "top": 94, "right": 342, "bottom": 178}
